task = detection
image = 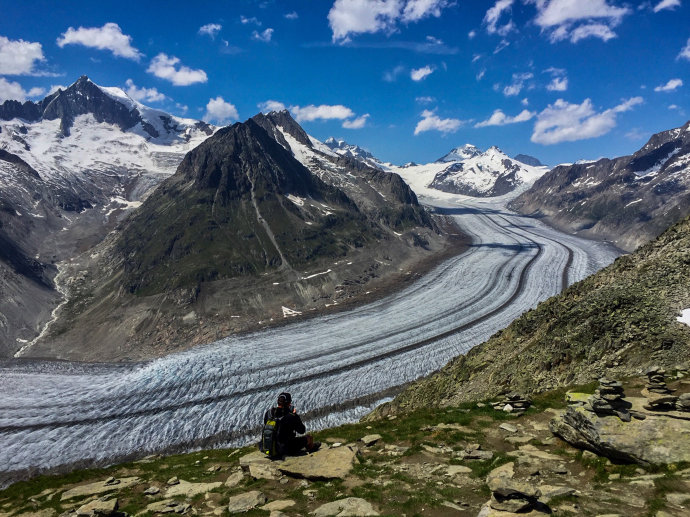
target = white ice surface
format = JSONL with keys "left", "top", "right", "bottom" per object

{"left": 678, "top": 309, "right": 690, "bottom": 327}
{"left": 0, "top": 194, "right": 620, "bottom": 485}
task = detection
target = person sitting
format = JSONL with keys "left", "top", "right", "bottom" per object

{"left": 262, "top": 392, "right": 319, "bottom": 457}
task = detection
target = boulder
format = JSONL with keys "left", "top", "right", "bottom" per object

{"left": 61, "top": 477, "right": 140, "bottom": 501}
{"left": 360, "top": 434, "right": 382, "bottom": 446}
{"left": 227, "top": 491, "right": 267, "bottom": 513}
{"left": 75, "top": 498, "right": 118, "bottom": 516}
{"left": 550, "top": 403, "right": 690, "bottom": 465}
{"left": 249, "top": 462, "right": 281, "bottom": 480}
{"left": 165, "top": 480, "right": 222, "bottom": 498}
{"left": 260, "top": 500, "right": 296, "bottom": 511}
{"left": 311, "top": 497, "right": 379, "bottom": 516}
{"left": 278, "top": 446, "right": 358, "bottom": 480}
{"left": 225, "top": 471, "right": 244, "bottom": 488}
{"left": 145, "top": 499, "right": 190, "bottom": 514}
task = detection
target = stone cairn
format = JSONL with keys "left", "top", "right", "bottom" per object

{"left": 586, "top": 378, "right": 631, "bottom": 422}
{"left": 643, "top": 366, "right": 678, "bottom": 411}
{"left": 492, "top": 393, "right": 532, "bottom": 415}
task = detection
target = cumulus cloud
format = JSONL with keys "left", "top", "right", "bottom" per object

{"left": 530, "top": 0, "right": 631, "bottom": 43}
{"left": 57, "top": 22, "right": 142, "bottom": 60}
{"left": 0, "top": 77, "right": 45, "bottom": 102}
{"left": 484, "top": 0, "right": 515, "bottom": 36}
{"left": 654, "top": 78, "right": 683, "bottom": 92}
{"left": 328, "top": 0, "right": 451, "bottom": 42}
{"left": 124, "top": 79, "right": 167, "bottom": 103}
{"left": 653, "top": 0, "right": 681, "bottom": 12}
{"left": 204, "top": 96, "right": 239, "bottom": 124}
{"left": 547, "top": 76, "right": 568, "bottom": 91}
{"left": 503, "top": 72, "right": 533, "bottom": 96}
{"left": 414, "top": 109, "right": 463, "bottom": 135}
{"left": 0, "top": 36, "right": 45, "bottom": 75}
{"left": 147, "top": 53, "right": 207, "bottom": 86}
{"left": 252, "top": 28, "right": 274, "bottom": 42}
{"left": 679, "top": 38, "right": 690, "bottom": 60}
{"left": 531, "top": 96, "right": 643, "bottom": 144}
{"left": 468, "top": 30, "right": 477, "bottom": 39}
{"left": 258, "top": 100, "right": 287, "bottom": 113}
{"left": 285, "top": 11, "right": 299, "bottom": 19}
{"left": 342, "top": 113, "right": 370, "bottom": 128}
{"left": 410, "top": 65, "right": 434, "bottom": 81}
{"left": 240, "top": 16, "right": 262, "bottom": 25}
{"left": 290, "top": 104, "right": 355, "bottom": 122}
{"left": 475, "top": 109, "right": 535, "bottom": 127}
{"left": 199, "top": 23, "right": 222, "bottom": 38}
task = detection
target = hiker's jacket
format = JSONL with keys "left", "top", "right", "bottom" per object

{"left": 263, "top": 406, "right": 306, "bottom": 444}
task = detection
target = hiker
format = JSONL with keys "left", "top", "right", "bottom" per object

{"left": 260, "top": 392, "right": 319, "bottom": 458}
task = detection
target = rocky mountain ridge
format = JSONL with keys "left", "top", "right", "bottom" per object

{"left": 510, "top": 121, "right": 690, "bottom": 251}
{"left": 0, "top": 76, "right": 216, "bottom": 357}
{"left": 21, "top": 112, "right": 457, "bottom": 361}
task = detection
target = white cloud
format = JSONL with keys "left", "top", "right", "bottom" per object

{"left": 328, "top": 0, "right": 451, "bottom": 42}
{"left": 175, "top": 103, "right": 189, "bottom": 114}
{"left": 402, "top": 0, "right": 450, "bottom": 22}
{"left": 476, "top": 68, "right": 486, "bottom": 81}
{"left": 654, "top": 78, "right": 683, "bottom": 92}
{"left": 124, "top": 79, "right": 167, "bottom": 103}
{"left": 522, "top": 97, "right": 529, "bottom": 106}
{"left": 503, "top": 72, "right": 533, "bottom": 96}
{"left": 204, "top": 96, "right": 239, "bottom": 124}
{"left": 569, "top": 22, "right": 617, "bottom": 42}
{"left": 484, "top": 0, "right": 515, "bottom": 36}
{"left": 290, "top": 104, "right": 355, "bottom": 122}
{"left": 0, "top": 36, "right": 45, "bottom": 75}
{"left": 285, "top": 11, "right": 299, "bottom": 19}
{"left": 258, "top": 100, "right": 287, "bottom": 113}
{"left": 252, "top": 28, "right": 274, "bottom": 42}
{"left": 669, "top": 104, "right": 680, "bottom": 110}
{"left": 475, "top": 109, "right": 535, "bottom": 127}
{"left": 416, "top": 96, "right": 436, "bottom": 103}
{"left": 468, "top": 30, "right": 477, "bottom": 39}
{"left": 342, "top": 113, "right": 370, "bottom": 128}
{"left": 199, "top": 24, "right": 222, "bottom": 38}
{"left": 414, "top": 109, "right": 463, "bottom": 135}
{"left": 147, "top": 53, "right": 208, "bottom": 86}
{"left": 410, "top": 65, "right": 434, "bottom": 81}
{"left": 56, "top": 22, "right": 142, "bottom": 60}
{"left": 530, "top": 0, "right": 631, "bottom": 43}
{"left": 547, "top": 76, "right": 568, "bottom": 91}
{"left": 240, "top": 16, "right": 262, "bottom": 25}
{"left": 0, "top": 77, "right": 45, "bottom": 102}
{"left": 653, "top": 0, "right": 681, "bottom": 12}
{"left": 679, "top": 38, "right": 690, "bottom": 60}
{"left": 48, "top": 84, "right": 67, "bottom": 95}
{"left": 531, "top": 96, "right": 643, "bottom": 144}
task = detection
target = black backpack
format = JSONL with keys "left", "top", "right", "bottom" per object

{"left": 260, "top": 408, "right": 283, "bottom": 458}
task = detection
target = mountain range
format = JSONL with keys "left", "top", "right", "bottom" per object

{"left": 510, "top": 121, "right": 690, "bottom": 251}
{"left": 0, "top": 77, "right": 457, "bottom": 361}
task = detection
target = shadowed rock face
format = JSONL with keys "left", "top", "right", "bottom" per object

{"left": 117, "top": 118, "right": 376, "bottom": 295}
{"left": 510, "top": 121, "right": 690, "bottom": 252}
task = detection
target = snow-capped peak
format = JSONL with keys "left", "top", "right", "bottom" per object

{"left": 436, "top": 143, "right": 482, "bottom": 163}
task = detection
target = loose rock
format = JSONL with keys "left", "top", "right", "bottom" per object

{"left": 226, "top": 491, "right": 267, "bottom": 513}
{"left": 311, "top": 497, "right": 379, "bottom": 516}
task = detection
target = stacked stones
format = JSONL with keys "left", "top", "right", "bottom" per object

{"left": 492, "top": 393, "right": 532, "bottom": 415}
{"left": 643, "top": 366, "right": 678, "bottom": 411}
{"left": 586, "top": 378, "right": 631, "bottom": 422}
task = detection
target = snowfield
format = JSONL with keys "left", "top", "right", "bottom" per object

{"left": 0, "top": 193, "right": 620, "bottom": 487}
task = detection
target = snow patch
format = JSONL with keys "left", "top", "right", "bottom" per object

{"left": 282, "top": 306, "right": 303, "bottom": 318}
{"left": 678, "top": 309, "right": 690, "bottom": 327}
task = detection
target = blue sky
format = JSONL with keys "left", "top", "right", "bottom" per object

{"left": 1, "top": 0, "right": 689, "bottom": 165}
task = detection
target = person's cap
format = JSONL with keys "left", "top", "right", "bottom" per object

{"left": 277, "top": 392, "right": 292, "bottom": 406}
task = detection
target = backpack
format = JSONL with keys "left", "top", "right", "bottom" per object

{"left": 260, "top": 408, "right": 283, "bottom": 458}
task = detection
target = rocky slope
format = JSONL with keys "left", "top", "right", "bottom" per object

{"left": 2, "top": 376, "right": 689, "bottom": 517}
{"left": 510, "top": 121, "right": 690, "bottom": 251}
{"left": 371, "top": 210, "right": 690, "bottom": 417}
{"left": 0, "top": 76, "right": 215, "bottom": 356}
{"left": 23, "top": 115, "right": 456, "bottom": 361}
